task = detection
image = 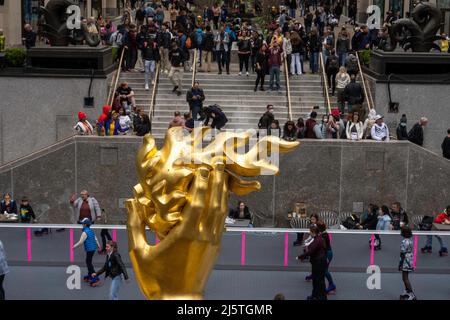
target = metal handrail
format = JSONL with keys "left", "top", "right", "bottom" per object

{"left": 191, "top": 49, "right": 198, "bottom": 87}
{"left": 107, "top": 47, "right": 126, "bottom": 106}
{"left": 365, "top": 78, "right": 375, "bottom": 111}
{"left": 283, "top": 55, "right": 293, "bottom": 121}
{"left": 149, "top": 62, "right": 161, "bottom": 123}
{"left": 355, "top": 51, "right": 372, "bottom": 111}
{"left": 319, "top": 53, "right": 332, "bottom": 115}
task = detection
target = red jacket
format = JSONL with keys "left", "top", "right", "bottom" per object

{"left": 434, "top": 212, "right": 450, "bottom": 224}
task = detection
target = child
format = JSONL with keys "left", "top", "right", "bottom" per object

{"left": 73, "top": 218, "right": 101, "bottom": 286}
{"left": 92, "top": 241, "right": 129, "bottom": 299}
{"left": 375, "top": 205, "right": 392, "bottom": 250}
{"left": 399, "top": 226, "right": 416, "bottom": 300}
{"left": 19, "top": 197, "right": 36, "bottom": 223}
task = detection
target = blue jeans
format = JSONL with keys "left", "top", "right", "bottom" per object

{"left": 425, "top": 235, "right": 447, "bottom": 250}
{"left": 325, "top": 250, "right": 334, "bottom": 285}
{"left": 144, "top": 60, "right": 156, "bottom": 86}
{"left": 310, "top": 52, "right": 319, "bottom": 73}
{"left": 109, "top": 275, "right": 123, "bottom": 300}
{"left": 269, "top": 65, "right": 280, "bottom": 90}
{"left": 338, "top": 52, "right": 347, "bottom": 67}
{"left": 191, "top": 105, "right": 201, "bottom": 120}
{"left": 289, "top": 8, "right": 296, "bottom": 18}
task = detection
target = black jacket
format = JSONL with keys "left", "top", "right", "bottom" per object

{"left": 229, "top": 206, "right": 252, "bottom": 220}
{"left": 186, "top": 88, "right": 205, "bottom": 109}
{"left": 157, "top": 30, "right": 172, "bottom": 49}
{"left": 361, "top": 212, "right": 378, "bottom": 230}
{"left": 396, "top": 124, "right": 408, "bottom": 140}
{"left": 442, "top": 136, "right": 450, "bottom": 159}
{"left": 391, "top": 209, "right": 409, "bottom": 230}
{"left": 408, "top": 123, "right": 424, "bottom": 146}
{"left": 169, "top": 47, "right": 185, "bottom": 67}
{"left": 24, "top": 31, "right": 37, "bottom": 49}
{"left": 96, "top": 251, "right": 129, "bottom": 280}
{"left": 258, "top": 111, "right": 274, "bottom": 129}
{"left": 344, "top": 82, "right": 365, "bottom": 105}
{"left": 142, "top": 41, "right": 160, "bottom": 61}
{"left": 203, "top": 32, "right": 215, "bottom": 51}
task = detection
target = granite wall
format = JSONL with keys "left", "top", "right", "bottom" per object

{"left": 0, "top": 137, "right": 449, "bottom": 226}
{"left": 366, "top": 76, "right": 450, "bottom": 156}
{"left": 0, "top": 74, "right": 112, "bottom": 165}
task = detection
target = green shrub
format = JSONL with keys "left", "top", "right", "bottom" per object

{"left": 5, "top": 48, "right": 26, "bottom": 67}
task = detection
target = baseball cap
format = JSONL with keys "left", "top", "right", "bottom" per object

{"left": 374, "top": 114, "right": 384, "bottom": 121}
{"left": 79, "top": 218, "right": 92, "bottom": 225}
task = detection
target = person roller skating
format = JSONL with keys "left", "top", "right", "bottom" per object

{"left": 72, "top": 218, "right": 101, "bottom": 287}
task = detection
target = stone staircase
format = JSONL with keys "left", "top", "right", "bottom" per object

{"left": 120, "top": 66, "right": 337, "bottom": 139}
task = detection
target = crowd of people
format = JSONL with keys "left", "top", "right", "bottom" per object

{"left": 288, "top": 200, "right": 450, "bottom": 300}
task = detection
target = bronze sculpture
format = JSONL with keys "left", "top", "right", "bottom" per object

{"left": 40, "top": 0, "right": 100, "bottom": 47}
{"left": 383, "top": 2, "right": 442, "bottom": 52}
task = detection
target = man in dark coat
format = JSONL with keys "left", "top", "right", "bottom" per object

{"left": 408, "top": 117, "right": 428, "bottom": 146}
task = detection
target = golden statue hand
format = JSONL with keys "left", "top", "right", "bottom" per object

{"left": 126, "top": 162, "right": 229, "bottom": 300}
{"left": 126, "top": 128, "right": 299, "bottom": 300}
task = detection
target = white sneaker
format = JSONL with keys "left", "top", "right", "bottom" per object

{"left": 238, "top": 72, "right": 242, "bottom": 76}
{"left": 246, "top": 72, "right": 249, "bottom": 76}
{"left": 164, "top": 70, "right": 168, "bottom": 74}
{"left": 145, "top": 84, "right": 149, "bottom": 90}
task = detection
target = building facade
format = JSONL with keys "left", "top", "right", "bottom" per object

{"left": 356, "top": 0, "right": 450, "bottom": 34}
{"left": 0, "top": 0, "right": 120, "bottom": 47}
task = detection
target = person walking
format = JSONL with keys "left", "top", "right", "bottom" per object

{"left": 168, "top": 42, "right": 185, "bottom": 96}
{"left": 73, "top": 218, "right": 101, "bottom": 285}
{"left": 442, "top": 128, "right": 450, "bottom": 160}
{"left": 396, "top": 114, "right": 408, "bottom": 140}
{"left": 254, "top": 44, "right": 269, "bottom": 91}
{"left": 399, "top": 226, "right": 416, "bottom": 300}
{"left": 215, "top": 26, "right": 230, "bottom": 75}
{"left": 336, "top": 27, "right": 350, "bottom": 66}
{"left": 317, "top": 221, "right": 336, "bottom": 295}
{"left": 343, "top": 75, "right": 364, "bottom": 115}
{"left": 408, "top": 117, "right": 428, "bottom": 146}
{"left": 421, "top": 206, "right": 450, "bottom": 256}
{"left": 142, "top": 34, "right": 160, "bottom": 91}
{"left": 0, "top": 240, "right": 9, "bottom": 300}
{"left": 325, "top": 49, "right": 339, "bottom": 96}
{"left": 336, "top": 67, "right": 350, "bottom": 115}
{"left": 297, "top": 225, "right": 327, "bottom": 300}
{"left": 375, "top": 205, "right": 392, "bottom": 250}
{"left": 92, "top": 241, "right": 129, "bottom": 299}
{"left": 202, "top": 25, "right": 215, "bottom": 72}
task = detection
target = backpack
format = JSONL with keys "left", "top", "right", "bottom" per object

{"left": 419, "top": 216, "right": 434, "bottom": 231}
{"left": 329, "top": 56, "right": 339, "bottom": 70}
{"left": 185, "top": 36, "right": 192, "bottom": 49}
{"left": 342, "top": 214, "right": 360, "bottom": 229}
{"left": 196, "top": 32, "right": 203, "bottom": 46}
